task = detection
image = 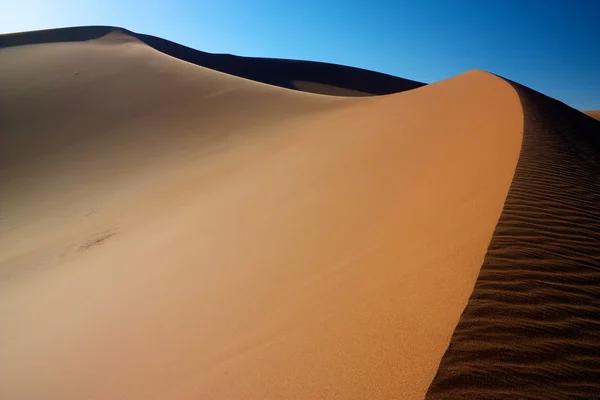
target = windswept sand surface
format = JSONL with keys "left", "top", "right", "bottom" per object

{"left": 4, "top": 27, "right": 600, "bottom": 400}
{"left": 427, "top": 85, "right": 600, "bottom": 398}
{"left": 0, "top": 30, "right": 526, "bottom": 399}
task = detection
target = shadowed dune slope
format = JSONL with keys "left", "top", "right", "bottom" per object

{"left": 584, "top": 110, "right": 600, "bottom": 121}
{"left": 0, "top": 26, "right": 425, "bottom": 96}
{"left": 0, "top": 31, "right": 345, "bottom": 258}
{"left": 292, "top": 80, "right": 372, "bottom": 96}
{"left": 426, "top": 82, "right": 600, "bottom": 399}
{"left": 0, "top": 34, "right": 524, "bottom": 400}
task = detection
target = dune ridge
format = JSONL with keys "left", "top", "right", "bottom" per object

{"left": 426, "top": 81, "right": 600, "bottom": 398}
{"left": 0, "top": 26, "right": 425, "bottom": 96}
{"left": 0, "top": 32, "right": 524, "bottom": 400}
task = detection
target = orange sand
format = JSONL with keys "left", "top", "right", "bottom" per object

{"left": 1, "top": 30, "right": 524, "bottom": 399}
{"left": 584, "top": 110, "right": 600, "bottom": 120}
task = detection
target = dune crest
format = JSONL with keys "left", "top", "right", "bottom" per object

{"left": 0, "top": 32, "right": 525, "bottom": 400}
{"left": 0, "top": 26, "right": 425, "bottom": 96}
{"left": 427, "top": 82, "right": 600, "bottom": 398}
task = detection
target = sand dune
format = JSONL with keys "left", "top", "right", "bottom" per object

{"left": 584, "top": 110, "right": 600, "bottom": 120}
{"left": 0, "top": 29, "right": 526, "bottom": 399}
{"left": 427, "top": 84, "right": 600, "bottom": 398}
{"left": 4, "top": 25, "right": 600, "bottom": 400}
{"left": 1, "top": 30, "right": 345, "bottom": 264}
{"left": 0, "top": 26, "right": 425, "bottom": 96}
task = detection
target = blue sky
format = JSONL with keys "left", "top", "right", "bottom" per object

{"left": 2, "top": 0, "right": 599, "bottom": 109}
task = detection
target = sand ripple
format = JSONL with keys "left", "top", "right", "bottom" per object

{"left": 426, "top": 82, "right": 600, "bottom": 399}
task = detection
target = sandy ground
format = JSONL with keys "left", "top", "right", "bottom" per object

{"left": 0, "top": 31, "right": 526, "bottom": 399}
{"left": 428, "top": 85, "right": 600, "bottom": 399}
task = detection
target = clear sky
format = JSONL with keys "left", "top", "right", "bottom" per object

{"left": 2, "top": 0, "right": 599, "bottom": 110}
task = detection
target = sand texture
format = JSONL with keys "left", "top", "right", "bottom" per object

{"left": 0, "top": 28, "right": 525, "bottom": 400}
{"left": 3, "top": 25, "right": 600, "bottom": 400}
{"left": 426, "top": 83, "right": 600, "bottom": 399}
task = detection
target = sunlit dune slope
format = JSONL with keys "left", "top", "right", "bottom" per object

{"left": 428, "top": 82, "right": 600, "bottom": 399}
{"left": 0, "top": 26, "right": 425, "bottom": 96}
{"left": 0, "top": 31, "right": 523, "bottom": 399}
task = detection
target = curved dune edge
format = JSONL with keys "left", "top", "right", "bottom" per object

{"left": 0, "top": 36, "right": 523, "bottom": 399}
{"left": 426, "top": 82, "right": 600, "bottom": 398}
{"left": 0, "top": 26, "right": 425, "bottom": 96}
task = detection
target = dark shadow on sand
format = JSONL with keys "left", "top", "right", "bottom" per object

{"left": 0, "top": 26, "right": 425, "bottom": 96}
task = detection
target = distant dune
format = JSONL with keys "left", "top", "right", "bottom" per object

{"left": 0, "top": 26, "right": 425, "bottom": 96}
{"left": 584, "top": 110, "right": 600, "bottom": 120}
{"left": 1, "top": 26, "right": 600, "bottom": 400}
